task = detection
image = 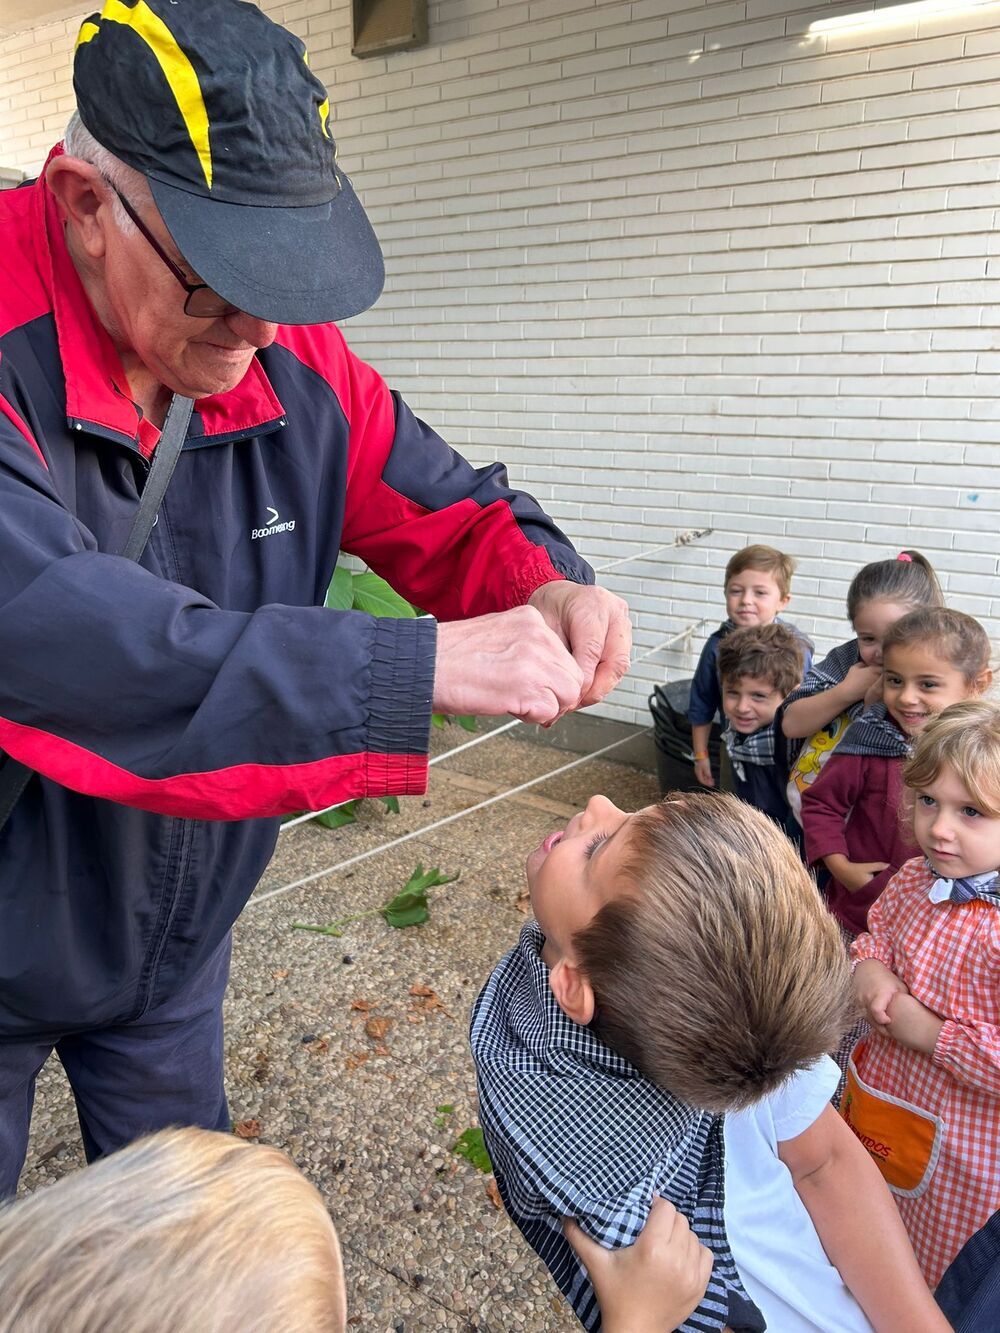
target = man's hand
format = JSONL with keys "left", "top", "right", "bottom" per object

{"left": 853, "top": 959, "right": 909, "bottom": 1027}
{"left": 527, "top": 582, "right": 632, "bottom": 709}
{"left": 433, "top": 607, "right": 585, "bottom": 726}
{"left": 885, "top": 991, "right": 944, "bottom": 1055}
{"left": 563, "top": 1197, "right": 713, "bottom": 1333}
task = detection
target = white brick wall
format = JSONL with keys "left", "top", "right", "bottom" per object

{"left": 2, "top": 2, "right": 999, "bottom": 726}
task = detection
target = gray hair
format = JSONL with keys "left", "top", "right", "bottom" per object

{"left": 62, "top": 110, "right": 147, "bottom": 231}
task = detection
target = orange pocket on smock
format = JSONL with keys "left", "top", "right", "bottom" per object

{"left": 840, "top": 1046, "right": 943, "bottom": 1198}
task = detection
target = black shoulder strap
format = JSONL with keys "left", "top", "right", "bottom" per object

{"left": 0, "top": 394, "right": 195, "bottom": 832}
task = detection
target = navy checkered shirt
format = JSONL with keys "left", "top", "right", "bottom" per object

{"left": 470, "top": 923, "right": 765, "bottom": 1332}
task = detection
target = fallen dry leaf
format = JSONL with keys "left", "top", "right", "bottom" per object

{"left": 233, "top": 1119, "right": 260, "bottom": 1139}
{"left": 374, "top": 1044, "right": 390, "bottom": 1057}
{"left": 350, "top": 998, "right": 374, "bottom": 1012}
{"left": 307, "top": 1038, "right": 329, "bottom": 1054}
{"left": 345, "top": 1052, "right": 370, "bottom": 1070}
{"left": 364, "top": 1017, "right": 392, "bottom": 1040}
{"left": 409, "top": 983, "right": 435, "bottom": 997}
{"left": 486, "top": 1178, "right": 503, "bottom": 1210}
{"left": 406, "top": 1013, "right": 423, "bottom": 1024}
{"left": 515, "top": 891, "right": 531, "bottom": 915}
{"left": 271, "top": 968, "right": 289, "bottom": 980}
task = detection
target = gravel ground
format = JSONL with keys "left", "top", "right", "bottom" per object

{"left": 21, "top": 721, "right": 660, "bottom": 1331}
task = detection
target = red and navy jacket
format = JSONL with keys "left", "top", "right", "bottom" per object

{"left": 0, "top": 149, "right": 591, "bottom": 1038}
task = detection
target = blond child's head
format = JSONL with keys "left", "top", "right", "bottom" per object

{"left": 723, "top": 544, "right": 795, "bottom": 629}
{"left": 0, "top": 1128, "right": 346, "bottom": 1333}
{"left": 903, "top": 699, "right": 1000, "bottom": 882}
{"left": 527, "top": 791, "right": 852, "bottom": 1113}
{"left": 718, "top": 623, "right": 804, "bottom": 735}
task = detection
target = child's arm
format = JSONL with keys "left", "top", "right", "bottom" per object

{"left": 782, "top": 663, "right": 880, "bottom": 739}
{"left": 854, "top": 959, "right": 909, "bottom": 1027}
{"left": 886, "top": 990, "right": 1000, "bottom": 1097}
{"left": 564, "top": 1196, "right": 714, "bottom": 1333}
{"left": 688, "top": 639, "right": 721, "bottom": 787}
{"left": 800, "top": 755, "right": 889, "bottom": 892}
{"left": 691, "top": 722, "right": 714, "bottom": 788}
{"left": 780, "top": 1105, "right": 950, "bottom": 1332}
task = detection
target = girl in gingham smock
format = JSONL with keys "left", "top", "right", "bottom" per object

{"left": 848, "top": 700, "right": 1000, "bottom": 1287}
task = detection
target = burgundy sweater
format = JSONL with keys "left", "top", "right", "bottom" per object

{"left": 801, "top": 751, "right": 919, "bottom": 935}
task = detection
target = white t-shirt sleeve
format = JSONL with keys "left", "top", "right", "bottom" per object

{"left": 769, "top": 1056, "right": 841, "bottom": 1144}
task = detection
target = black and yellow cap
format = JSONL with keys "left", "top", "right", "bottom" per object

{"left": 73, "top": 0, "right": 384, "bottom": 324}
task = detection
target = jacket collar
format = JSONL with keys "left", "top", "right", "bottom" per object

{"left": 38, "top": 145, "right": 285, "bottom": 456}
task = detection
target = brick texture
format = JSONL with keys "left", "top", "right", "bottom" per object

{"left": 1, "top": 2, "right": 997, "bottom": 725}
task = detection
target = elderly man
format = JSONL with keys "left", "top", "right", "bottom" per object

{"left": 0, "top": 0, "right": 629, "bottom": 1193}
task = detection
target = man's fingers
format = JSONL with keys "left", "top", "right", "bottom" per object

{"left": 579, "top": 610, "right": 632, "bottom": 707}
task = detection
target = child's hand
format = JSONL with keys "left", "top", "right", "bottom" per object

{"left": 693, "top": 757, "right": 714, "bottom": 788}
{"left": 843, "top": 661, "right": 882, "bottom": 706}
{"left": 884, "top": 991, "right": 944, "bottom": 1056}
{"left": 828, "top": 857, "right": 889, "bottom": 893}
{"left": 564, "top": 1196, "right": 713, "bottom": 1333}
{"left": 862, "top": 670, "right": 883, "bottom": 708}
{"left": 853, "top": 959, "right": 908, "bottom": 1026}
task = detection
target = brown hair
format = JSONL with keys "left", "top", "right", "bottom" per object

{"left": 717, "top": 623, "right": 805, "bottom": 699}
{"left": 846, "top": 550, "right": 942, "bottom": 624}
{"left": 724, "top": 545, "right": 796, "bottom": 598}
{"left": 573, "top": 792, "right": 853, "bottom": 1113}
{"left": 903, "top": 699, "right": 1000, "bottom": 819}
{"left": 0, "top": 1128, "right": 346, "bottom": 1333}
{"left": 882, "top": 606, "right": 992, "bottom": 682}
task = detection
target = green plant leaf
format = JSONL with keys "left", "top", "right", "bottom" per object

{"left": 456, "top": 715, "right": 477, "bottom": 732}
{"left": 381, "top": 886, "right": 430, "bottom": 929}
{"left": 379, "top": 795, "right": 400, "bottom": 814}
{"left": 351, "top": 571, "right": 416, "bottom": 619}
{"left": 311, "top": 801, "right": 358, "bottom": 829}
{"left": 431, "top": 713, "right": 448, "bottom": 729}
{"left": 436, "top": 1104, "right": 455, "bottom": 1115}
{"left": 453, "top": 1127, "right": 492, "bottom": 1173}
{"left": 325, "top": 564, "right": 354, "bottom": 611}
{"left": 380, "top": 864, "right": 459, "bottom": 929}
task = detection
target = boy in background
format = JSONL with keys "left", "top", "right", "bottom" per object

{"left": 718, "top": 623, "right": 804, "bottom": 838}
{"left": 471, "top": 792, "right": 947, "bottom": 1333}
{"left": 690, "top": 544, "right": 811, "bottom": 788}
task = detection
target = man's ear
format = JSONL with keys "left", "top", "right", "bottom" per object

{"left": 548, "top": 957, "right": 595, "bottom": 1026}
{"left": 46, "top": 156, "right": 110, "bottom": 260}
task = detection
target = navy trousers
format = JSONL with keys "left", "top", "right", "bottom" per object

{"left": 0, "top": 935, "right": 232, "bottom": 1198}
{"left": 937, "top": 1209, "right": 1000, "bottom": 1332}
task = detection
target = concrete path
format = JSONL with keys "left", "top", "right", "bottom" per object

{"left": 22, "top": 723, "right": 660, "bottom": 1331}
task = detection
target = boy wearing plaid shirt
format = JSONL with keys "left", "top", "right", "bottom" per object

{"left": 471, "top": 792, "right": 948, "bottom": 1333}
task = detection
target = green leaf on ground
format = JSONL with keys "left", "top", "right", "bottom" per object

{"left": 325, "top": 564, "right": 354, "bottom": 611}
{"left": 379, "top": 795, "right": 401, "bottom": 814}
{"left": 292, "top": 863, "right": 458, "bottom": 938}
{"left": 311, "top": 800, "right": 358, "bottom": 829}
{"left": 456, "top": 715, "right": 477, "bottom": 732}
{"left": 434, "top": 1102, "right": 455, "bottom": 1128}
{"left": 351, "top": 571, "right": 416, "bottom": 618}
{"left": 431, "top": 713, "right": 447, "bottom": 729}
{"left": 453, "top": 1127, "right": 492, "bottom": 1173}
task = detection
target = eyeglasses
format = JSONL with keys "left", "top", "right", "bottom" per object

{"left": 107, "top": 182, "right": 237, "bottom": 319}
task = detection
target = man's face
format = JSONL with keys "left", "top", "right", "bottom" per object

{"left": 525, "top": 795, "right": 638, "bottom": 964}
{"left": 100, "top": 182, "right": 278, "bottom": 400}
{"left": 721, "top": 673, "right": 784, "bottom": 734}
{"left": 724, "top": 568, "right": 789, "bottom": 627}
